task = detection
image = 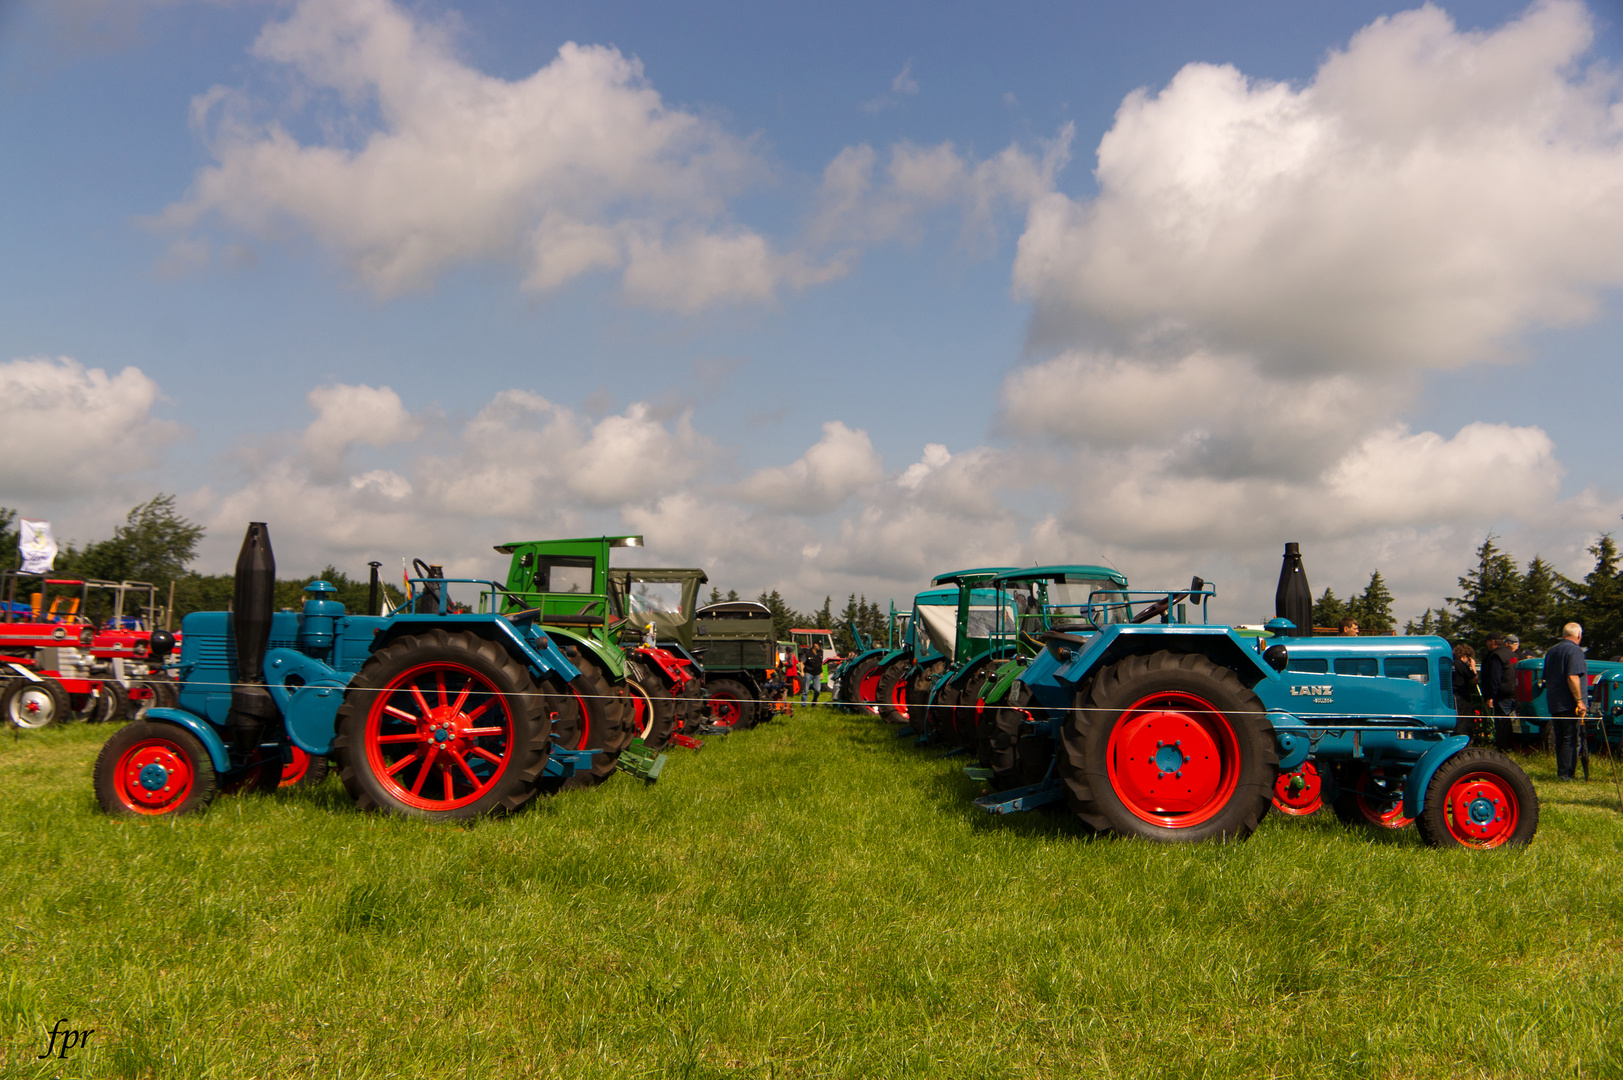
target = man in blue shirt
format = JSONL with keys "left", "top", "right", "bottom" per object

{"left": 1544, "top": 623, "right": 1588, "bottom": 781}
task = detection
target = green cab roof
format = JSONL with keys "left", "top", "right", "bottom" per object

{"left": 493, "top": 535, "right": 643, "bottom": 554}
{"left": 931, "top": 566, "right": 1019, "bottom": 586}
{"left": 991, "top": 565, "right": 1129, "bottom": 587}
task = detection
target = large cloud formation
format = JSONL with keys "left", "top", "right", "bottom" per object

{"left": 160, "top": 0, "right": 836, "bottom": 308}
{"left": 1014, "top": 0, "right": 1623, "bottom": 372}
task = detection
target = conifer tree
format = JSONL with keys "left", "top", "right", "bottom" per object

{"left": 1568, "top": 534, "right": 1623, "bottom": 660}
{"left": 1447, "top": 535, "right": 1522, "bottom": 643}
{"left": 1349, "top": 570, "right": 1395, "bottom": 634}
{"left": 1312, "top": 587, "right": 1347, "bottom": 631}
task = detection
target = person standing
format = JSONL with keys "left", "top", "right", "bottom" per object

{"left": 1543, "top": 623, "right": 1588, "bottom": 781}
{"left": 801, "top": 647, "right": 825, "bottom": 705}
{"left": 1451, "top": 643, "right": 1482, "bottom": 739}
{"left": 1481, "top": 633, "right": 1520, "bottom": 751}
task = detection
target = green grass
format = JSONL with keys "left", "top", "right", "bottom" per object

{"left": 4, "top": 711, "right": 1623, "bottom": 1079}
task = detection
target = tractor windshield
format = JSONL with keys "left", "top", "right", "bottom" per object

{"left": 1047, "top": 579, "right": 1129, "bottom": 630}
{"left": 625, "top": 580, "right": 685, "bottom": 616}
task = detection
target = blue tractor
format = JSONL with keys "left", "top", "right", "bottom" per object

{"left": 92, "top": 523, "right": 658, "bottom": 821}
{"left": 974, "top": 545, "right": 1538, "bottom": 849}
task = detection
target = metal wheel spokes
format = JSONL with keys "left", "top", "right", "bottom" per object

{"left": 709, "top": 693, "right": 743, "bottom": 729}
{"left": 1106, "top": 691, "right": 1240, "bottom": 828}
{"left": 365, "top": 662, "right": 515, "bottom": 811}
{"left": 1443, "top": 771, "right": 1519, "bottom": 848}
{"left": 115, "top": 738, "right": 196, "bottom": 814}
{"left": 9, "top": 685, "right": 60, "bottom": 728}
{"left": 628, "top": 684, "right": 654, "bottom": 740}
{"left": 1273, "top": 761, "right": 1324, "bottom": 816}
{"left": 1355, "top": 768, "right": 1414, "bottom": 829}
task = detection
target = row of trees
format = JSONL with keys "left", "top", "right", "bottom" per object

{"left": 1312, "top": 571, "right": 1397, "bottom": 635}
{"left": 1403, "top": 535, "right": 1623, "bottom": 659}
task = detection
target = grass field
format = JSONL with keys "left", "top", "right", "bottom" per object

{"left": 3, "top": 708, "right": 1622, "bottom": 1079}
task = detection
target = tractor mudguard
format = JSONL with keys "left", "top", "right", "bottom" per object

{"left": 521, "top": 624, "right": 623, "bottom": 681}
{"left": 144, "top": 707, "right": 234, "bottom": 773}
{"left": 264, "top": 648, "right": 351, "bottom": 756}
{"left": 374, "top": 614, "right": 586, "bottom": 684}
{"left": 981, "top": 658, "right": 1028, "bottom": 707}
{"left": 1402, "top": 735, "right": 1471, "bottom": 820}
{"left": 1267, "top": 710, "right": 1312, "bottom": 771}
{"left": 1050, "top": 624, "right": 1280, "bottom": 690}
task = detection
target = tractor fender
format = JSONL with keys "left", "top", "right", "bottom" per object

{"left": 524, "top": 625, "right": 623, "bottom": 681}
{"left": 1052, "top": 625, "right": 1279, "bottom": 689}
{"left": 145, "top": 707, "right": 233, "bottom": 774}
{"left": 1401, "top": 735, "right": 1471, "bottom": 820}
{"left": 373, "top": 615, "right": 586, "bottom": 685}
{"left": 1266, "top": 710, "right": 1312, "bottom": 771}
{"left": 265, "top": 648, "right": 352, "bottom": 755}
{"left": 981, "top": 658, "right": 1029, "bottom": 708}
{"left": 875, "top": 647, "right": 911, "bottom": 670}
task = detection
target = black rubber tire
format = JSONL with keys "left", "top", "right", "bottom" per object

{"left": 626, "top": 660, "right": 678, "bottom": 750}
{"left": 94, "top": 720, "right": 218, "bottom": 817}
{"left": 988, "top": 704, "right": 1056, "bottom": 791}
{"left": 551, "top": 651, "right": 628, "bottom": 791}
{"left": 906, "top": 662, "right": 943, "bottom": 735}
{"left": 951, "top": 662, "right": 994, "bottom": 748}
{"left": 2, "top": 676, "right": 70, "bottom": 729}
{"left": 1415, "top": 748, "right": 1539, "bottom": 849}
{"left": 843, "top": 655, "right": 880, "bottom": 714}
{"left": 88, "top": 679, "right": 129, "bottom": 724}
{"left": 131, "top": 673, "right": 180, "bottom": 720}
{"left": 706, "top": 677, "right": 755, "bottom": 731}
{"left": 1062, "top": 650, "right": 1277, "bottom": 842}
{"left": 875, "top": 660, "right": 911, "bottom": 724}
{"left": 332, "top": 629, "right": 553, "bottom": 819}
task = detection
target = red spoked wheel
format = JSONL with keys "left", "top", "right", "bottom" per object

{"left": 1416, "top": 748, "right": 1539, "bottom": 849}
{"left": 1272, "top": 761, "right": 1324, "bottom": 816}
{"left": 364, "top": 661, "right": 516, "bottom": 812}
{"left": 93, "top": 720, "right": 218, "bottom": 817}
{"left": 283, "top": 746, "right": 313, "bottom": 785}
{"left": 1104, "top": 691, "right": 1241, "bottom": 829}
{"left": 1334, "top": 765, "right": 1413, "bottom": 830}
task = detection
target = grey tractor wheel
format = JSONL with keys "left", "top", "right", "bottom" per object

{"left": 1415, "top": 748, "right": 1539, "bottom": 849}
{"left": 332, "top": 629, "right": 554, "bottom": 820}
{"left": 3, "top": 676, "right": 70, "bottom": 729}
{"left": 1062, "top": 650, "right": 1277, "bottom": 842}
{"left": 88, "top": 679, "right": 129, "bottom": 724}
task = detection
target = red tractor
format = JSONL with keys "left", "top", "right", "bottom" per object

{"left": 1, "top": 575, "right": 99, "bottom": 728}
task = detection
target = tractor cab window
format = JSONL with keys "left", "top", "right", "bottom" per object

{"left": 965, "top": 606, "right": 1015, "bottom": 640}
{"left": 1287, "top": 658, "right": 1329, "bottom": 674}
{"left": 1384, "top": 656, "right": 1430, "bottom": 683}
{"left": 1049, "top": 580, "right": 1125, "bottom": 630}
{"left": 626, "top": 580, "right": 684, "bottom": 616}
{"left": 534, "top": 557, "right": 595, "bottom": 594}
{"left": 1334, "top": 657, "right": 1379, "bottom": 678}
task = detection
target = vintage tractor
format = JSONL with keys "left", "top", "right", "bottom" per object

{"left": 971, "top": 545, "right": 1539, "bottom": 849}
{"left": 692, "top": 600, "right": 778, "bottom": 729}
{"left": 82, "top": 579, "right": 182, "bottom": 724}
{"left": 835, "top": 602, "right": 910, "bottom": 715}
{"left": 93, "top": 523, "right": 661, "bottom": 820}
{"left": 873, "top": 592, "right": 960, "bottom": 725}
{"left": 1, "top": 574, "right": 102, "bottom": 728}
{"left": 900, "top": 568, "right": 1019, "bottom": 743}
{"left": 605, "top": 566, "right": 709, "bottom": 747}
{"left": 968, "top": 565, "right": 1131, "bottom": 783}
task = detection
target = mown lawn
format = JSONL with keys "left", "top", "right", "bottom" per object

{"left": 2, "top": 708, "right": 1621, "bottom": 1079}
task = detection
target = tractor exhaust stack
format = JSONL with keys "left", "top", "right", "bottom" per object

{"left": 228, "top": 522, "right": 278, "bottom": 752}
{"left": 1274, "top": 541, "right": 1313, "bottom": 637}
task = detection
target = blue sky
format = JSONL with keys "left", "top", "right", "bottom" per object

{"left": 3, "top": 0, "right": 1622, "bottom": 625}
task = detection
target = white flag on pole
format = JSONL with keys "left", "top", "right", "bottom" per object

{"left": 19, "top": 519, "right": 57, "bottom": 574}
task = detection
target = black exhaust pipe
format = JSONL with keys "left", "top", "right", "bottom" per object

{"left": 367, "top": 561, "right": 382, "bottom": 617}
{"left": 228, "top": 522, "right": 278, "bottom": 753}
{"left": 1274, "top": 541, "right": 1313, "bottom": 638}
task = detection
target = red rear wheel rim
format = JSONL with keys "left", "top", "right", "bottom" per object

{"left": 364, "top": 661, "right": 515, "bottom": 811}
{"left": 858, "top": 669, "right": 881, "bottom": 713}
{"left": 1354, "top": 768, "right": 1413, "bottom": 829}
{"left": 1272, "top": 761, "right": 1323, "bottom": 816}
{"left": 114, "top": 737, "right": 196, "bottom": 815}
{"left": 888, "top": 676, "right": 909, "bottom": 719}
{"left": 1442, "top": 771, "right": 1519, "bottom": 848}
{"left": 629, "top": 685, "right": 653, "bottom": 739}
{"left": 1105, "top": 691, "right": 1240, "bottom": 828}
{"left": 710, "top": 693, "right": 742, "bottom": 728}
{"left": 281, "top": 747, "right": 311, "bottom": 786}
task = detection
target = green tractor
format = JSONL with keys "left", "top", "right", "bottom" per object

{"left": 492, "top": 535, "right": 684, "bottom": 775}
{"left": 692, "top": 601, "right": 778, "bottom": 729}
{"left": 605, "top": 567, "right": 710, "bottom": 744}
